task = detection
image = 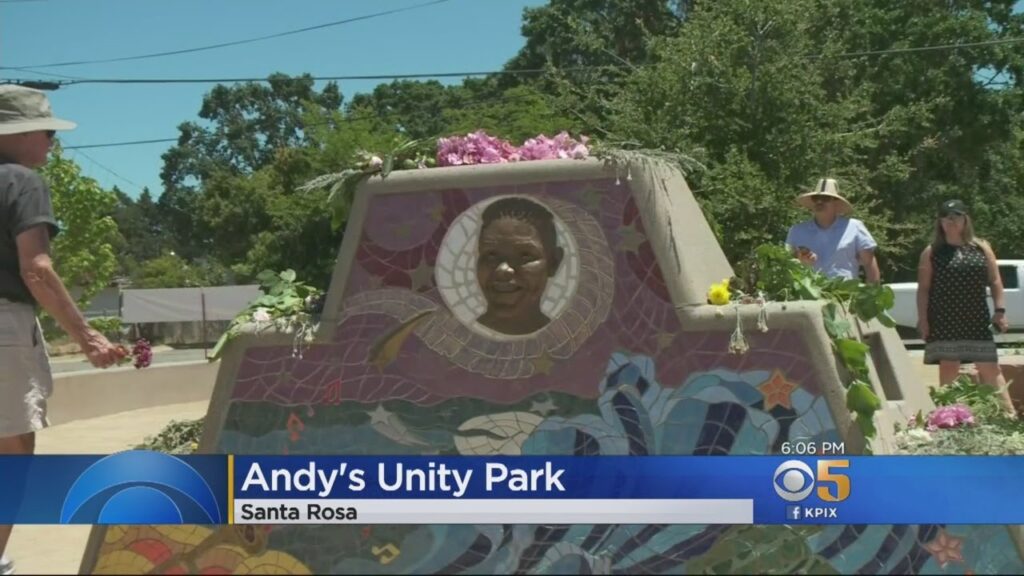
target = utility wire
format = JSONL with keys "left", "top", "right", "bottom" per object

{"left": 5, "top": 35, "right": 1023, "bottom": 86}
{"left": 33, "top": 34, "right": 1024, "bottom": 148}
{"left": 27, "top": 67, "right": 564, "bottom": 85}
{"left": 811, "top": 36, "right": 1024, "bottom": 58}
{"left": 0, "top": 0, "right": 452, "bottom": 70}
{"left": 63, "top": 87, "right": 547, "bottom": 150}
{"left": 66, "top": 145, "right": 146, "bottom": 192}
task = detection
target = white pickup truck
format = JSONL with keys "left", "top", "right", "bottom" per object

{"left": 887, "top": 259, "right": 1024, "bottom": 335}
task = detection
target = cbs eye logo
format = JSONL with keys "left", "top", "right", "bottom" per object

{"left": 60, "top": 450, "right": 222, "bottom": 524}
{"left": 773, "top": 459, "right": 850, "bottom": 503}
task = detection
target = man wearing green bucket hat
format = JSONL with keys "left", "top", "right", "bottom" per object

{"left": 0, "top": 85, "right": 127, "bottom": 574}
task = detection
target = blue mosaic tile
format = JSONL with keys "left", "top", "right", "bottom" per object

{"left": 807, "top": 525, "right": 849, "bottom": 555}
{"left": 731, "top": 407, "right": 779, "bottom": 455}
{"left": 721, "top": 377, "right": 770, "bottom": 405}
{"left": 788, "top": 396, "right": 837, "bottom": 442}
{"left": 825, "top": 525, "right": 891, "bottom": 573}
{"left": 789, "top": 387, "right": 815, "bottom": 414}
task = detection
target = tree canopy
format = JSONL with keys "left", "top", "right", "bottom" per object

{"left": 110, "top": 0, "right": 1023, "bottom": 289}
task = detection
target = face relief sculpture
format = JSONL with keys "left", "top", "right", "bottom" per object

{"left": 475, "top": 197, "right": 565, "bottom": 335}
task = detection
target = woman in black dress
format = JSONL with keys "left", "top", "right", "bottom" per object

{"left": 917, "top": 199, "right": 1015, "bottom": 416}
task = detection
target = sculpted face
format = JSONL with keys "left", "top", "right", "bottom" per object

{"left": 476, "top": 215, "right": 562, "bottom": 335}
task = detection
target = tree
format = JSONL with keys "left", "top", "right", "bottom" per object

{"left": 503, "top": 0, "right": 687, "bottom": 73}
{"left": 110, "top": 186, "right": 170, "bottom": 277}
{"left": 130, "top": 253, "right": 205, "bottom": 289}
{"left": 158, "top": 73, "right": 343, "bottom": 259}
{"left": 39, "top": 147, "right": 120, "bottom": 305}
{"left": 442, "top": 85, "right": 581, "bottom": 143}
{"left": 346, "top": 80, "right": 468, "bottom": 140}
{"left": 602, "top": 0, "right": 1024, "bottom": 278}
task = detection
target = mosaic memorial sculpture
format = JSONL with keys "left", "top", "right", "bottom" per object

{"left": 80, "top": 150, "right": 1024, "bottom": 574}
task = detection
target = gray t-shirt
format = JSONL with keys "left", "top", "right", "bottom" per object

{"left": 0, "top": 160, "right": 59, "bottom": 305}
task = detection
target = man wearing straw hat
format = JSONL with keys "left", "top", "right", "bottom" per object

{"left": 785, "top": 178, "right": 881, "bottom": 283}
{"left": 0, "top": 85, "right": 126, "bottom": 574}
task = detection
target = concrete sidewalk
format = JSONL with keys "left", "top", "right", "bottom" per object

{"left": 4, "top": 401, "right": 209, "bottom": 576}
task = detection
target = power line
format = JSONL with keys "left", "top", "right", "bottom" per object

{"left": 6, "top": 34, "right": 1024, "bottom": 87}
{"left": 65, "top": 145, "right": 146, "bottom": 192}
{"left": 25, "top": 67, "right": 565, "bottom": 86}
{"left": 0, "top": 0, "right": 453, "bottom": 70}
{"left": 63, "top": 88, "right": 547, "bottom": 151}
{"left": 812, "top": 36, "right": 1024, "bottom": 59}
{"left": 65, "top": 137, "right": 178, "bottom": 150}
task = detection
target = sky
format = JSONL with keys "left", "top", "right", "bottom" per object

{"left": 0, "top": 0, "right": 547, "bottom": 198}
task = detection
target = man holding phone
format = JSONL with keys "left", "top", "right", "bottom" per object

{"left": 785, "top": 178, "right": 880, "bottom": 283}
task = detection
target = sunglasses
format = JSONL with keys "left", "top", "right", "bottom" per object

{"left": 941, "top": 213, "right": 965, "bottom": 221}
{"left": 46, "top": 130, "right": 56, "bottom": 139}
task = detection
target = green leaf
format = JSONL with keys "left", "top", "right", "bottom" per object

{"left": 824, "top": 316, "right": 852, "bottom": 339}
{"left": 877, "top": 286, "right": 895, "bottom": 309}
{"left": 877, "top": 311, "right": 897, "bottom": 328}
{"left": 856, "top": 412, "right": 877, "bottom": 439}
{"left": 798, "top": 276, "right": 822, "bottom": 300}
{"left": 256, "top": 269, "right": 278, "bottom": 286}
{"left": 279, "top": 269, "right": 297, "bottom": 283}
{"left": 846, "top": 381, "right": 882, "bottom": 414}
{"left": 835, "top": 338, "right": 870, "bottom": 374}
{"left": 278, "top": 296, "right": 302, "bottom": 310}
{"left": 251, "top": 295, "right": 278, "bottom": 307}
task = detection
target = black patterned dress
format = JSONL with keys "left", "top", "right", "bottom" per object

{"left": 923, "top": 242, "right": 998, "bottom": 365}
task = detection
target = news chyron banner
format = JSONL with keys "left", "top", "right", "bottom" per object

{"left": 1, "top": 451, "right": 1023, "bottom": 525}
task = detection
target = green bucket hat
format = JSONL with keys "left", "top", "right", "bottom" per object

{"left": 0, "top": 85, "right": 76, "bottom": 135}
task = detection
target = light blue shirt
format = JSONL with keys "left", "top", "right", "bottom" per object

{"left": 785, "top": 216, "right": 877, "bottom": 280}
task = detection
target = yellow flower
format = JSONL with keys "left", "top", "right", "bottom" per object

{"left": 708, "top": 282, "right": 731, "bottom": 306}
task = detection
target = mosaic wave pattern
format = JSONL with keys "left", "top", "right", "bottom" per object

{"left": 86, "top": 175, "right": 1024, "bottom": 574}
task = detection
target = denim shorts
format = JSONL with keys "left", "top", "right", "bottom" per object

{"left": 0, "top": 299, "right": 52, "bottom": 437}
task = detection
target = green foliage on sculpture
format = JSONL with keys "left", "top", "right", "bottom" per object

{"left": 210, "top": 269, "right": 324, "bottom": 360}
{"left": 714, "top": 243, "right": 897, "bottom": 448}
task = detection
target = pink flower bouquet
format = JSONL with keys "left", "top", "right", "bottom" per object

{"left": 436, "top": 130, "right": 589, "bottom": 167}
{"left": 926, "top": 404, "right": 975, "bottom": 431}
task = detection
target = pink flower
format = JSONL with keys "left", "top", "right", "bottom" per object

{"left": 926, "top": 404, "right": 975, "bottom": 431}
{"left": 131, "top": 339, "right": 152, "bottom": 369}
{"left": 369, "top": 156, "right": 383, "bottom": 168}
{"left": 435, "top": 130, "right": 590, "bottom": 167}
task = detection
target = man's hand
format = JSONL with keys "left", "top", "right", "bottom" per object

{"left": 77, "top": 328, "right": 127, "bottom": 369}
{"left": 796, "top": 247, "right": 817, "bottom": 266}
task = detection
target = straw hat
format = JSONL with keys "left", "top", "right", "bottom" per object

{"left": 795, "top": 178, "right": 852, "bottom": 216}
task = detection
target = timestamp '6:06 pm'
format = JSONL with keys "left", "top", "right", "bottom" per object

{"left": 780, "top": 441, "right": 845, "bottom": 455}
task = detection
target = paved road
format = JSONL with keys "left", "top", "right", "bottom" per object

{"left": 48, "top": 347, "right": 211, "bottom": 374}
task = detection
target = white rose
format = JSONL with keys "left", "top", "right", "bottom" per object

{"left": 252, "top": 308, "right": 272, "bottom": 323}
{"left": 906, "top": 428, "right": 933, "bottom": 443}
